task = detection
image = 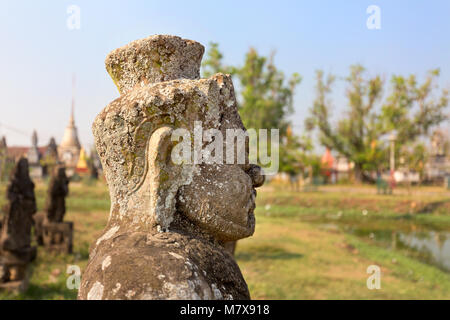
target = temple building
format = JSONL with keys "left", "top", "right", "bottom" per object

{"left": 0, "top": 74, "right": 105, "bottom": 180}
{"left": 1, "top": 108, "right": 92, "bottom": 180}
{"left": 58, "top": 107, "right": 81, "bottom": 177}
{"left": 0, "top": 133, "right": 58, "bottom": 181}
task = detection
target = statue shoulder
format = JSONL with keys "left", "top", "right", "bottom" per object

{"left": 79, "top": 231, "right": 245, "bottom": 300}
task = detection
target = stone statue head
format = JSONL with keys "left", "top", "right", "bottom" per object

{"left": 56, "top": 167, "right": 67, "bottom": 180}
{"left": 15, "top": 158, "right": 30, "bottom": 181}
{"left": 94, "top": 35, "right": 264, "bottom": 242}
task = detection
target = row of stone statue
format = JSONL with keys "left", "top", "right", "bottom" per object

{"left": 0, "top": 158, "right": 72, "bottom": 293}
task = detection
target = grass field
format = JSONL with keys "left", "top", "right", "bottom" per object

{"left": 0, "top": 181, "right": 449, "bottom": 299}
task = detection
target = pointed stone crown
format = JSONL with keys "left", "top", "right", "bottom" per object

{"left": 105, "top": 35, "right": 205, "bottom": 95}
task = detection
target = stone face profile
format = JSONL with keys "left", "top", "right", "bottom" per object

{"left": 78, "top": 35, "right": 264, "bottom": 300}
{"left": 0, "top": 158, "right": 37, "bottom": 292}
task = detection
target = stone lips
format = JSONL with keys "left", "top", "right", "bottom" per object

{"left": 105, "top": 35, "right": 205, "bottom": 94}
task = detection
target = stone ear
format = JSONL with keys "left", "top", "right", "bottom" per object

{"left": 147, "top": 126, "right": 184, "bottom": 231}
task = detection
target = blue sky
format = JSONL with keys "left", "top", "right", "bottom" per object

{"left": 1, "top": 0, "right": 449, "bottom": 148}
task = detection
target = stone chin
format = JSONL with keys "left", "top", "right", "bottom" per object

{"left": 184, "top": 206, "right": 256, "bottom": 242}
{"left": 177, "top": 165, "right": 257, "bottom": 242}
{"left": 206, "top": 202, "right": 256, "bottom": 242}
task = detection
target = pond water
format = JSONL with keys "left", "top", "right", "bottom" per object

{"left": 345, "top": 227, "right": 450, "bottom": 272}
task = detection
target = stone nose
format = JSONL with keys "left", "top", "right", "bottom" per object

{"left": 246, "top": 164, "right": 265, "bottom": 188}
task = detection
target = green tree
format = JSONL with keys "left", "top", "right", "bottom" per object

{"left": 202, "top": 43, "right": 302, "bottom": 175}
{"left": 306, "top": 65, "right": 449, "bottom": 182}
{"left": 380, "top": 69, "right": 449, "bottom": 143}
{"left": 203, "top": 43, "right": 301, "bottom": 134}
{"left": 201, "top": 42, "right": 230, "bottom": 77}
{"left": 399, "top": 143, "right": 428, "bottom": 184}
{"left": 233, "top": 49, "right": 301, "bottom": 135}
{"left": 279, "top": 129, "right": 312, "bottom": 177}
{"left": 0, "top": 137, "right": 11, "bottom": 182}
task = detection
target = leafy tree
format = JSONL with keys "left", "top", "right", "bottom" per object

{"left": 279, "top": 127, "right": 312, "bottom": 177}
{"left": 379, "top": 69, "right": 449, "bottom": 144}
{"left": 233, "top": 49, "right": 301, "bottom": 136}
{"left": 203, "top": 43, "right": 301, "bottom": 133}
{"left": 202, "top": 43, "right": 302, "bottom": 174}
{"left": 0, "top": 138, "right": 12, "bottom": 182}
{"left": 306, "top": 65, "right": 449, "bottom": 182}
{"left": 399, "top": 143, "right": 428, "bottom": 183}
{"left": 201, "top": 42, "right": 230, "bottom": 77}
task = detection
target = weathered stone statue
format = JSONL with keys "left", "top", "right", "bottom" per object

{"left": 0, "top": 158, "right": 37, "bottom": 255}
{"left": 78, "top": 35, "right": 264, "bottom": 300}
{"left": 46, "top": 167, "right": 69, "bottom": 223}
{"left": 35, "top": 167, "right": 73, "bottom": 253}
{"left": 0, "top": 158, "right": 37, "bottom": 292}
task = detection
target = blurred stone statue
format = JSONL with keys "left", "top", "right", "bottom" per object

{"left": 45, "top": 167, "right": 69, "bottom": 223}
{"left": 0, "top": 158, "right": 37, "bottom": 292}
{"left": 34, "top": 166, "right": 73, "bottom": 253}
{"left": 78, "top": 35, "right": 264, "bottom": 300}
{"left": 0, "top": 158, "right": 36, "bottom": 255}
{"left": 41, "top": 137, "right": 59, "bottom": 177}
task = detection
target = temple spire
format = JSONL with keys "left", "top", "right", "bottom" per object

{"left": 70, "top": 74, "right": 76, "bottom": 125}
{"left": 59, "top": 73, "right": 81, "bottom": 175}
{"left": 31, "top": 130, "right": 38, "bottom": 147}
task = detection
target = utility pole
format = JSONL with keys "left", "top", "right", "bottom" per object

{"left": 388, "top": 133, "right": 397, "bottom": 193}
{"left": 389, "top": 133, "right": 397, "bottom": 174}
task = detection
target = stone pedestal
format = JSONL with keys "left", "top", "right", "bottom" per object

{"left": 42, "top": 221, "right": 73, "bottom": 254}
{"left": 0, "top": 249, "right": 35, "bottom": 294}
